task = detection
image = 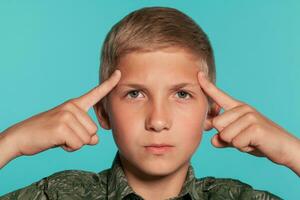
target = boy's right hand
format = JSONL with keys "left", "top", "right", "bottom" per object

{"left": 0, "top": 70, "right": 121, "bottom": 168}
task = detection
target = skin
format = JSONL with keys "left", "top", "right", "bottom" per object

{"left": 0, "top": 70, "right": 121, "bottom": 168}
{"left": 0, "top": 47, "right": 299, "bottom": 199}
{"left": 95, "top": 47, "right": 300, "bottom": 199}
{"left": 95, "top": 47, "right": 215, "bottom": 199}
{"left": 197, "top": 72, "right": 300, "bottom": 175}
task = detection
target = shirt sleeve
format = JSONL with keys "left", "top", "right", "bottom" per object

{"left": 0, "top": 178, "right": 49, "bottom": 200}
{"left": 0, "top": 170, "right": 105, "bottom": 200}
{"left": 239, "top": 188, "right": 283, "bottom": 200}
{"left": 202, "top": 177, "right": 283, "bottom": 200}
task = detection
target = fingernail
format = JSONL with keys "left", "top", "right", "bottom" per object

{"left": 198, "top": 72, "right": 205, "bottom": 79}
{"left": 113, "top": 70, "right": 121, "bottom": 76}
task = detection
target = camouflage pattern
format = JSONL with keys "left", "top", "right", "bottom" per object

{"left": 0, "top": 151, "right": 282, "bottom": 199}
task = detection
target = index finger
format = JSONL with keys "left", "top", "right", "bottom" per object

{"left": 197, "top": 71, "right": 241, "bottom": 110}
{"left": 74, "top": 70, "right": 121, "bottom": 111}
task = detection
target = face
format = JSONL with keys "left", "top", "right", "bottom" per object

{"left": 102, "top": 47, "right": 209, "bottom": 177}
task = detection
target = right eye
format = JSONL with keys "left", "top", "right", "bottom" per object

{"left": 126, "top": 90, "right": 143, "bottom": 99}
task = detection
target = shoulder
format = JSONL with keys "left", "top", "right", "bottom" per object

{"left": 45, "top": 169, "right": 105, "bottom": 187}
{"left": 0, "top": 169, "right": 110, "bottom": 200}
{"left": 195, "top": 176, "right": 283, "bottom": 200}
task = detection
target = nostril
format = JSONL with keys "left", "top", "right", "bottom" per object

{"left": 146, "top": 120, "right": 171, "bottom": 132}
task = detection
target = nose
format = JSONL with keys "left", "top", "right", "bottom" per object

{"left": 145, "top": 100, "right": 172, "bottom": 132}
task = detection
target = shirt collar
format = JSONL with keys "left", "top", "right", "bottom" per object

{"left": 107, "top": 151, "right": 141, "bottom": 199}
{"left": 107, "top": 151, "right": 202, "bottom": 200}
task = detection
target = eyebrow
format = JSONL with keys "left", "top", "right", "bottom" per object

{"left": 117, "top": 82, "right": 199, "bottom": 91}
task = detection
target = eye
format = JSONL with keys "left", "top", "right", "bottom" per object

{"left": 175, "top": 90, "right": 192, "bottom": 99}
{"left": 126, "top": 90, "right": 143, "bottom": 99}
{"left": 125, "top": 90, "right": 192, "bottom": 100}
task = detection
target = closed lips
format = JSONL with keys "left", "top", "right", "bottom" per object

{"left": 145, "top": 144, "right": 173, "bottom": 147}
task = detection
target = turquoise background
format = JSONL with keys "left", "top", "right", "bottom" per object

{"left": 0, "top": 0, "right": 299, "bottom": 199}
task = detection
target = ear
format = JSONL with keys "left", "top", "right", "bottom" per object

{"left": 93, "top": 102, "right": 111, "bottom": 130}
{"left": 203, "top": 102, "right": 222, "bottom": 131}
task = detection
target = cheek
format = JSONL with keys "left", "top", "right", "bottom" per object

{"left": 173, "top": 99, "right": 207, "bottom": 147}
{"left": 109, "top": 99, "right": 143, "bottom": 146}
{"left": 173, "top": 99, "right": 207, "bottom": 130}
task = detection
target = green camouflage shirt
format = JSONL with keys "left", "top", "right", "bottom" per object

{"left": 0, "top": 151, "right": 282, "bottom": 200}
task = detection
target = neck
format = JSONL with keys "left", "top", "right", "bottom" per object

{"left": 119, "top": 155, "right": 189, "bottom": 200}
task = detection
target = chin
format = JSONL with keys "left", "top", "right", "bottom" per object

{"left": 119, "top": 149, "right": 190, "bottom": 179}
{"left": 142, "top": 162, "right": 173, "bottom": 176}
{"left": 138, "top": 157, "right": 187, "bottom": 178}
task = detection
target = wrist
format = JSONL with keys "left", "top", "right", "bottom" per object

{"left": 0, "top": 128, "right": 22, "bottom": 169}
{"left": 283, "top": 134, "right": 300, "bottom": 176}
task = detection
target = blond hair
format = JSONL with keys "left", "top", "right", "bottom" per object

{"left": 97, "top": 6, "right": 216, "bottom": 121}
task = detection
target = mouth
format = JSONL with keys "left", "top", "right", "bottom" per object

{"left": 144, "top": 144, "right": 174, "bottom": 154}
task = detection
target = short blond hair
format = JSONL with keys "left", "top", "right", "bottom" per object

{"left": 97, "top": 6, "right": 216, "bottom": 121}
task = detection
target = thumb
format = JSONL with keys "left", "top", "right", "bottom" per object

{"left": 204, "top": 118, "right": 214, "bottom": 131}
{"left": 211, "top": 134, "right": 231, "bottom": 148}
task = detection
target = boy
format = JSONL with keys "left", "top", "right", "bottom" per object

{"left": 0, "top": 6, "right": 299, "bottom": 200}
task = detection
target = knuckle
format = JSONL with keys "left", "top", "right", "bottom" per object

{"left": 212, "top": 117, "right": 224, "bottom": 131}
{"left": 56, "top": 123, "right": 69, "bottom": 134}
{"left": 65, "top": 146, "right": 77, "bottom": 152}
{"left": 241, "top": 104, "right": 254, "bottom": 112}
{"left": 248, "top": 124, "right": 262, "bottom": 133}
{"left": 82, "top": 135, "right": 91, "bottom": 144}
{"left": 211, "top": 117, "right": 218, "bottom": 127}
{"left": 62, "top": 99, "right": 77, "bottom": 110}
{"left": 233, "top": 100, "right": 244, "bottom": 108}
{"left": 240, "top": 146, "right": 253, "bottom": 153}
{"left": 59, "top": 111, "right": 74, "bottom": 122}
{"left": 211, "top": 117, "right": 218, "bottom": 126}
{"left": 219, "top": 132, "right": 231, "bottom": 143}
{"left": 91, "top": 135, "right": 99, "bottom": 144}
{"left": 62, "top": 146, "right": 73, "bottom": 152}
{"left": 232, "top": 137, "right": 241, "bottom": 148}
{"left": 244, "top": 112, "right": 257, "bottom": 122}
{"left": 72, "top": 141, "right": 83, "bottom": 150}
{"left": 85, "top": 118, "right": 98, "bottom": 134}
{"left": 90, "top": 124, "right": 98, "bottom": 134}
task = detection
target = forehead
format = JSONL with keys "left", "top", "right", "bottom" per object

{"left": 116, "top": 48, "right": 202, "bottom": 84}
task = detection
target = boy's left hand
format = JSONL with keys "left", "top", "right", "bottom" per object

{"left": 197, "top": 72, "right": 300, "bottom": 170}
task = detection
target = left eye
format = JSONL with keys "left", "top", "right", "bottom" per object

{"left": 126, "top": 90, "right": 143, "bottom": 99}
{"left": 176, "top": 90, "right": 191, "bottom": 99}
